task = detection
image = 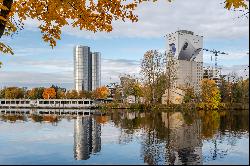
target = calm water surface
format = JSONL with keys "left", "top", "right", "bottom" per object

{"left": 0, "top": 109, "right": 249, "bottom": 165}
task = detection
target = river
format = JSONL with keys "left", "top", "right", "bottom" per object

{"left": 0, "top": 109, "right": 248, "bottom": 165}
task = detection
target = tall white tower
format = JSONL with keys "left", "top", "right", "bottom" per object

{"left": 167, "top": 30, "right": 203, "bottom": 93}
{"left": 92, "top": 52, "right": 101, "bottom": 90}
{"left": 74, "top": 46, "right": 101, "bottom": 92}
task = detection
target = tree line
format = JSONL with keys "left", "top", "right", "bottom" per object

{"left": 0, "top": 85, "right": 109, "bottom": 100}
{"left": 111, "top": 50, "right": 249, "bottom": 109}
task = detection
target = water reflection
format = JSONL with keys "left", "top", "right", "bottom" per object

{"left": 0, "top": 109, "right": 248, "bottom": 165}
{"left": 0, "top": 114, "right": 28, "bottom": 122}
{"left": 109, "top": 110, "right": 248, "bottom": 165}
{"left": 162, "top": 112, "right": 202, "bottom": 165}
{"left": 74, "top": 116, "right": 101, "bottom": 160}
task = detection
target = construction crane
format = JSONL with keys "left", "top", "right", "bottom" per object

{"left": 203, "top": 48, "right": 229, "bottom": 79}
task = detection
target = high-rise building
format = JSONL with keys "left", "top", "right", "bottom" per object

{"left": 74, "top": 45, "right": 101, "bottom": 92}
{"left": 92, "top": 52, "right": 101, "bottom": 90}
{"left": 162, "top": 30, "right": 203, "bottom": 104}
{"left": 203, "top": 66, "right": 219, "bottom": 79}
{"left": 168, "top": 30, "right": 203, "bottom": 92}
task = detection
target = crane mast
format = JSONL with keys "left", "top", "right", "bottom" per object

{"left": 203, "top": 48, "right": 228, "bottom": 83}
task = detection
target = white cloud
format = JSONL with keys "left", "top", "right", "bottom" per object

{"left": 8, "top": 58, "right": 73, "bottom": 72}
{"left": 102, "top": 59, "right": 141, "bottom": 85}
{"left": 0, "top": 58, "right": 141, "bottom": 88}
{"left": 59, "top": 0, "right": 249, "bottom": 39}
{"left": 0, "top": 71, "right": 73, "bottom": 83}
{"left": 19, "top": 0, "right": 249, "bottom": 40}
{"left": 13, "top": 44, "right": 74, "bottom": 57}
{"left": 221, "top": 64, "right": 249, "bottom": 79}
{"left": 1, "top": 55, "right": 248, "bottom": 89}
{"left": 203, "top": 50, "right": 249, "bottom": 63}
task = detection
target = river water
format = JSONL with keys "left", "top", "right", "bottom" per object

{"left": 0, "top": 109, "right": 248, "bottom": 165}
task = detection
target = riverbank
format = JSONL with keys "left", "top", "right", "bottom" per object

{"left": 97, "top": 102, "right": 249, "bottom": 112}
{"left": 0, "top": 105, "right": 98, "bottom": 109}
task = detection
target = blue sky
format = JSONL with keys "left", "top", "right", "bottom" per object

{"left": 0, "top": 0, "right": 249, "bottom": 89}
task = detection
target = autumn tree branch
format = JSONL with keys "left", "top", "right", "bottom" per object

{"left": 0, "top": 0, "right": 13, "bottom": 38}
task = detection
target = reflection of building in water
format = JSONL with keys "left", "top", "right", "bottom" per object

{"left": 162, "top": 112, "right": 202, "bottom": 165}
{"left": 74, "top": 116, "right": 101, "bottom": 160}
{"left": 120, "top": 112, "right": 139, "bottom": 120}
{"left": 118, "top": 112, "right": 141, "bottom": 144}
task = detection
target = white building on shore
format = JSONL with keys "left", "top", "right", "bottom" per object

{"left": 162, "top": 30, "right": 203, "bottom": 104}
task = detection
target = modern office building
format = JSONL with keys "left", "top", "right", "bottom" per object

{"left": 74, "top": 45, "right": 101, "bottom": 92}
{"left": 203, "top": 66, "right": 223, "bottom": 85}
{"left": 162, "top": 30, "right": 203, "bottom": 104}
{"left": 91, "top": 52, "right": 101, "bottom": 90}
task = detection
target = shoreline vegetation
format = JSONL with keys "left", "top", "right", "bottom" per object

{"left": 0, "top": 98, "right": 249, "bottom": 112}
{"left": 0, "top": 101, "right": 248, "bottom": 112}
{"left": 96, "top": 102, "right": 249, "bottom": 112}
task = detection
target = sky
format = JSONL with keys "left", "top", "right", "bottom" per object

{"left": 0, "top": 0, "right": 249, "bottom": 89}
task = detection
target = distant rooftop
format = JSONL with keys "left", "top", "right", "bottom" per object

{"left": 177, "top": 30, "right": 194, "bottom": 35}
{"left": 75, "top": 45, "right": 90, "bottom": 48}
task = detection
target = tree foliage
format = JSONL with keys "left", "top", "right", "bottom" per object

{"left": 27, "top": 87, "right": 44, "bottom": 99}
{"left": 65, "top": 90, "right": 79, "bottom": 99}
{"left": 42, "top": 87, "right": 56, "bottom": 99}
{"left": 120, "top": 74, "right": 143, "bottom": 102}
{"left": 201, "top": 79, "right": 221, "bottom": 110}
{"left": 164, "top": 50, "right": 178, "bottom": 105}
{"left": 50, "top": 85, "right": 66, "bottom": 98}
{"left": 0, "top": 87, "right": 24, "bottom": 99}
{"left": 92, "top": 86, "right": 109, "bottom": 99}
{"left": 224, "top": 0, "right": 249, "bottom": 10}
{"left": 183, "top": 87, "right": 196, "bottom": 103}
{"left": 218, "top": 72, "right": 249, "bottom": 104}
{"left": 231, "top": 78, "right": 249, "bottom": 103}
{"left": 56, "top": 89, "right": 66, "bottom": 99}
{"left": 140, "top": 50, "right": 166, "bottom": 104}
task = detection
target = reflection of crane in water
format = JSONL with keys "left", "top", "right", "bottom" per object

{"left": 204, "top": 133, "right": 236, "bottom": 163}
